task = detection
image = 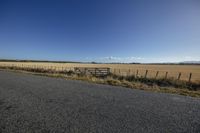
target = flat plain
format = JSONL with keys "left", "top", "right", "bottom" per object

{"left": 0, "top": 62, "right": 199, "bottom": 82}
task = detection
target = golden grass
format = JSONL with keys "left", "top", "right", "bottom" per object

{"left": 0, "top": 62, "right": 199, "bottom": 82}
{"left": 1, "top": 68, "right": 199, "bottom": 98}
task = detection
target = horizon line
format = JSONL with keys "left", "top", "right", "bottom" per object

{"left": 0, "top": 58, "right": 200, "bottom": 64}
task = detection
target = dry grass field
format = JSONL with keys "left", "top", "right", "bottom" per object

{"left": 0, "top": 62, "right": 199, "bottom": 83}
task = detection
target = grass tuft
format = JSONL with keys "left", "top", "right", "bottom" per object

{"left": 0, "top": 66, "right": 200, "bottom": 98}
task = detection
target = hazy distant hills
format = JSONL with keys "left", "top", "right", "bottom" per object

{"left": 179, "top": 61, "right": 200, "bottom": 64}
{"left": 0, "top": 59, "right": 200, "bottom": 65}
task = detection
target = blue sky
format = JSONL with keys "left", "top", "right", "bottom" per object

{"left": 0, "top": 0, "right": 200, "bottom": 63}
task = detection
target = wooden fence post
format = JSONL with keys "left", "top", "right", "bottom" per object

{"left": 144, "top": 70, "right": 148, "bottom": 78}
{"left": 136, "top": 70, "right": 138, "bottom": 77}
{"left": 85, "top": 68, "right": 87, "bottom": 75}
{"left": 128, "top": 69, "right": 131, "bottom": 76}
{"left": 188, "top": 73, "right": 192, "bottom": 83}
{"left": 165, "top": 72, "right": 168, "bottom": 79}
{"left": 107, "top": 68, "right": 110, "bottom": 75}
{"left": 177, "top": 72, "right": 181, "bottom": 80}
{"left": 155, "top": 71, "right": 159, "bottom": 79}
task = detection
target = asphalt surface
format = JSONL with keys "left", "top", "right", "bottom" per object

{"left": 0, "top": 71, "right": 200, "bottom": 133}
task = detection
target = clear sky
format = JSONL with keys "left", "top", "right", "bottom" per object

{"left": 0, "top": 0, "right": 200, "bottom": 63}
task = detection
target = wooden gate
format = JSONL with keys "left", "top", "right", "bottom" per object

{"left": 74, "top": 67, "right": 110, "bottom": 76}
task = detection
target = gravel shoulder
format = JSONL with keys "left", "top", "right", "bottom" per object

{"left": 0, "top": 71, "right": 200, "bottom": 133}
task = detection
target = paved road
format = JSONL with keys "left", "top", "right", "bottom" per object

{"left": 0, "top": 71, "right": 200, "bottom": 133}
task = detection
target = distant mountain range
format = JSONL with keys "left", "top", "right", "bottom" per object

{"left": 179, "top": 61, "right": 200, "bottom": 64}
{"left": 0, "top": 59, "right": 200, "bottom": 65}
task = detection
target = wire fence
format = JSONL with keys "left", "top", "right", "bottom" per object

{"left": 0, "top": 64, "right": 199, "bottom": 83}
{"left": 111, "top": 68, "right": 198, "bottom": 83}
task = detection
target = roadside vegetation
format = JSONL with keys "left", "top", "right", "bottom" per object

{"left": 0, "top": 61, "right": 200, "bottom": 82}
{"left": 0, "top": 65, "right": 200, "bottom": 98}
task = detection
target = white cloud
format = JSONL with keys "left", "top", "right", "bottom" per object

{"left": 82, "top": 55, "right": 200, "bottom": 63}
{"left": 97, "top": 56, "right": 145, "bottom": 63}
{"left": 183, "top": 56, "right": 200, "bottom": 61}
{"left": 93, "top": 56, "right": 200, "bottom": 63}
